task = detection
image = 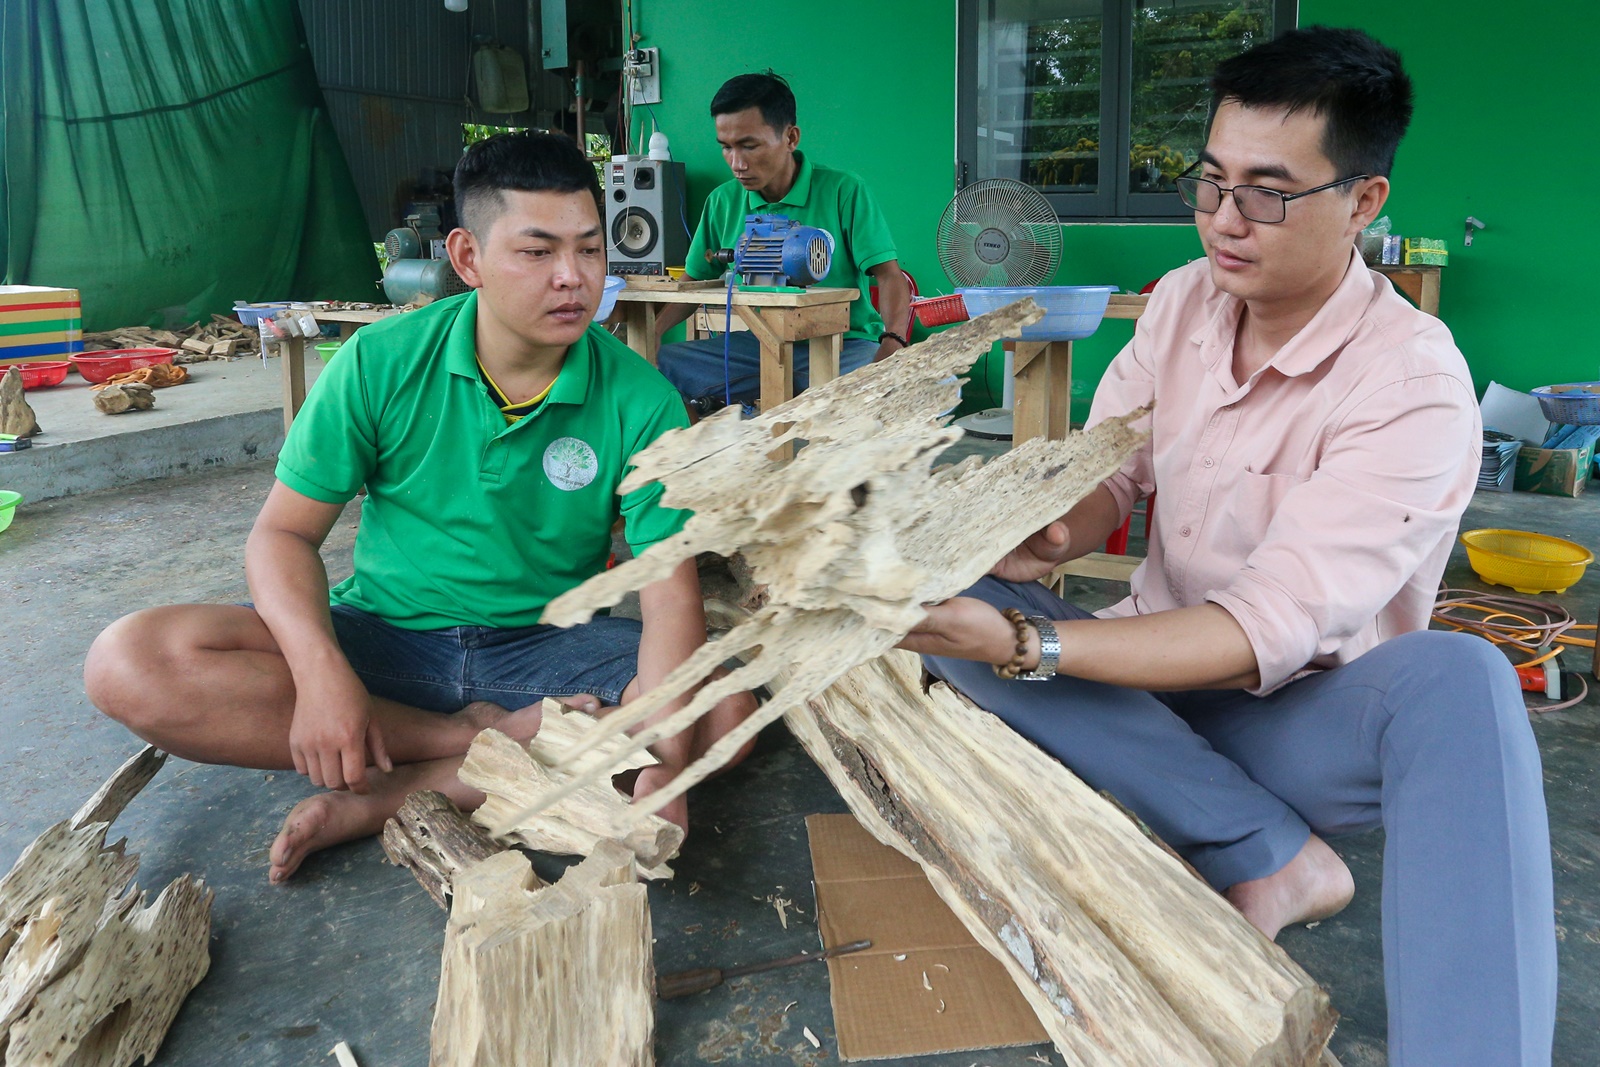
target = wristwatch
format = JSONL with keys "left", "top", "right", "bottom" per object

{"left": 1018, "top": 616, "right": 1060, "bottom": 681}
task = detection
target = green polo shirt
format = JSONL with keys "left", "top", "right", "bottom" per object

{"left": 685, "top": 151, "right": 897, "bottom": 340}
{"left": 275, "top": 290, "right": 689, "bottom": 630}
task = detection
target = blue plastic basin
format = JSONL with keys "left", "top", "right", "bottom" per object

{"left": 956, "top": 285, "right": 1117, "bottom": 341}
{"left": 596, "top": 275, "right": 626, "bottom": 323}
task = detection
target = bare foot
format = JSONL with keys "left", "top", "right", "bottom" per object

{"left": 268, "top": 755, "right": 486, "bottom": 884}
{"left": 456, "top": 699, "right": 557, "bottom": 743}
{"left": 1226, "top": 834, "right": 1355, "bottom": 940}
{"left": 268, "top": 790, "right": 392, "bottom": 884}
{"left": 632, "top": 763, "right": 689, "bottom": 834}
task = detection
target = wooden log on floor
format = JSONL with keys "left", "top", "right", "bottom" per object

{"left": 0, "top": 746, "right": 212, "bottom": 1066}
{"left": 381, "top": 790, "right": 513, "bottom": 910}
{"left": 430, "top": 840, "right": 653, "bottom": 1067}
{"left": 787, "top": 651, "right": 1336, "bottom": 1067}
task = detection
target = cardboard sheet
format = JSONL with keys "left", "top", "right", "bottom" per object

{"left": 806, "top": 814, "right": 1048, "bottom": 1061}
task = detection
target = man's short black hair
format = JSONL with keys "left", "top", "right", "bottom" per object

{"left": 453, "top": 130, "right": 601, "bottom": 235}
{"left": 710, "top": 72, "right": 797, "bottom": 132}
{"left": 1209, "top": 26, "right": 1414, "bottom": 178}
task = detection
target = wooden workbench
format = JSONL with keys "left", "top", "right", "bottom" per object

{"left": 613, "top": 282, "right": 858, "bottom": 460}
{"left": 1010, "top": 292, "right": 1149, "bottom": 446}
{"left": 1374, "top": 263, "right": 1442, "bottom": 317}
{"left": 280, "top": 308, "right": 404, "bottom": 432}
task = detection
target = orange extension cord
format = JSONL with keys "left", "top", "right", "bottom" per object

{"left": 1432, "top": 588, "right": 1595, "bottom": 713}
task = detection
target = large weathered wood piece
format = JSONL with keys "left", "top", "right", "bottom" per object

{"left": 789, "top": 651, "right": 1335, "bottom": 1067}
{"left": 0, "top": 747, "right": 213, "bottom": 1067}
{"left": 463, "top": 706, "right": 685, "bottom": 878}
{"left": 431, "top": 840, "right": 653, "bottom": 1067}
{"left": 495, "top": 300, "right": 1148, "bottom": 833}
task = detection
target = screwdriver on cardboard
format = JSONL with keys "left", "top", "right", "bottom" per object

{"left": 656, "top": 939, "right": 872, "bottom": 999}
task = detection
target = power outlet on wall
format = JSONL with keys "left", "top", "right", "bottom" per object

{"left": 625, "top": 47, "right": 661, "bottom": 105}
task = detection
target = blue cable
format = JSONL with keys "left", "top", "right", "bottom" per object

{"left": 723, "top": 271, "right": 736, "bottom": 408}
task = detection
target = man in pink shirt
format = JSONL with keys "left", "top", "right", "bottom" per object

{"left": 906, "top": 27, "right": 1554, "bottom": 1067}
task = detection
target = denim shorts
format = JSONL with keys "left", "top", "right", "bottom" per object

{"left": 328, "top": 603, "right": 642, "bottom": 714}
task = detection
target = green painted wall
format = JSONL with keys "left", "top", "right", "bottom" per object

{"left": 639, "top": 1, "right": 1600, "bottom": 417}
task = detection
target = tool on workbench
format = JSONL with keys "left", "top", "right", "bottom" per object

{"left": 707, "top": 213, "right": 835, "bottom": 291}
{"left": 655, "top": 939, "right": 871, "bottom": 999}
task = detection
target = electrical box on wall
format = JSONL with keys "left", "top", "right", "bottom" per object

{"left": 625, "top": 47, "right": 661, "bottom": 105}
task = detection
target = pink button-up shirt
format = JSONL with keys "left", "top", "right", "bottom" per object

{"left": 1086, "top": 249, "right": 1481, "bottom": 694}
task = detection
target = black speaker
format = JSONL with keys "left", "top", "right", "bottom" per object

{"left": 605, "top": 157, "right": 689, "bottom": 276}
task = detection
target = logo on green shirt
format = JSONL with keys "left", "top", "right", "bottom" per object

{"left": 544, "top": 437, "right": 599, "bottom": 491}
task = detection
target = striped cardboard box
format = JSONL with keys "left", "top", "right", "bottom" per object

{"left": 0, "top": 285, "right": 83, "bottom": 366}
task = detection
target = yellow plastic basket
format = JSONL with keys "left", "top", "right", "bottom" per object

{"left": 1460, "top": 528, "right": 1594, "bottom": 594}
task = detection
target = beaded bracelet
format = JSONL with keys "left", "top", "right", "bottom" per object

{"left": 992, "top": 607, "right": 1034, "bottom": 679}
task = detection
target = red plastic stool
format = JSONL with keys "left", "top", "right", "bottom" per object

{"left": 1105, "top": 492, "right": 1155, "bottom": 555}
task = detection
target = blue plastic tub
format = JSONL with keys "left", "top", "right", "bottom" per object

{"left": 1531, "top": 382, "right": 1600, "bottom": 426}
{"left": 233, "top": 301, "right": 293, "bottom": 328}
{"left": 956, "top": 285, "right": 1117, "bottom": 341}
{"left": 596, "top": 275, "right": 625, "bottom": 323}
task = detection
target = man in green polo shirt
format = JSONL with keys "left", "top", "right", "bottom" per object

{"left": 653, "top": 72, "right": 912, "bottom": 413}
{"left": 83, "top": 131, "right": 755, "bottom": 883}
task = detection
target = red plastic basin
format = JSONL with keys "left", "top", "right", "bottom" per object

{"left": 15, "top": 361, "right": 71, "bottom": 389}
{"left": 68, "top": 348, "right": 177, "bottom": 385}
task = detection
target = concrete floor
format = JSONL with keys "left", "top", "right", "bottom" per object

{"left": 3, "top": 455, "right": 1599, "bottom": 1065}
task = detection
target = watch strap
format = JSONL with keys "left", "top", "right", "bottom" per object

{"left": 1018, "top": 615, "right": 1060, "bottom": 681}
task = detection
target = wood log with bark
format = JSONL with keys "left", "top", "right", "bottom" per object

{"left": 0, "top": 747, "right": 213, "bottom": 1067}
{"left": 788, "top": 651, "right": 1336, "bottom": 1067}
{"left": 381, "top": 790, "right": 509, "bottom": 910}
{"left": 430, "top": 840, "right": 653, "bottom": 1067}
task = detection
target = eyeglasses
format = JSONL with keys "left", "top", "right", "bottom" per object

{"left": 1174, "top": 164, "right": 1370, "bottom": 224}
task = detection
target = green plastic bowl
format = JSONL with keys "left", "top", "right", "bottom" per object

{"left": 315, "top": 341, "right": 342, "bottom": 361}
{"left": 0, "top": 490, "right": 21, "bottom": 534}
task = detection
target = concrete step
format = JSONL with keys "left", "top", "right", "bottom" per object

{"left": 1, "top": 355, "right": 319, "bottom": 502}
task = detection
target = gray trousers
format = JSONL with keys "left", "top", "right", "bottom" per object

{"left": 925, "top": 576, "right": 1557, "bottom": 1067}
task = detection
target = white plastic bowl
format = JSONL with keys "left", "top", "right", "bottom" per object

{"left": 956, "top": 285, "right": 1117, "bottom": 341}
{"left": 597, "top": 275, "right": 626, "bottom": 323}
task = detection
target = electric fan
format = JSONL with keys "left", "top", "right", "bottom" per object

{"left": 928, "top": 179, "right": 1120, "bottom": 440}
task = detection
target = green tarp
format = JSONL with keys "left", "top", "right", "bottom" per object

{"left": 1, "top": 0, "right": 379, "bottom": 331}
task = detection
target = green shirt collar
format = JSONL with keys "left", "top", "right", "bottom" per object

{"left": 745, "top": 150, "right": 813, "bottom": 211}
{"left": 445, "top": 289, "right": 592, "bottom": 406}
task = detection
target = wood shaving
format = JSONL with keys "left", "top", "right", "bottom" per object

{"left": 937, "top": 998, "right": 946, "bottom": 1013}
{"left": 933, "top": 962, "right": 950, "bottom": 971}
{"left": 922, "top": 970, "right": 932, "bottom": 991}
{"left": 329, "top": 1041, "right": 360, "bottom": 1067}
{"left": 782, "top": 1000, "right": 797, "bottom": 1014}
{"left": 802, "top": 1025, "right": 821, "bottom": 1049}
{"left": 893, "top": 953, "right": 907, "bottom": 961}
{"left": 767, "top": 894, "right": 794, "bottom": 930}
{"left": 496, "top": 299, "right": 1149, "bottom": 830}
{"left": 1029, "top": 1055, "right": 1053, "bottom": 1065}
{"left": 689, "top": 881, "right": 701, "bottom": 895}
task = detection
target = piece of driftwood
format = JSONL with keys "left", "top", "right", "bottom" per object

{"left": 463, "top": 707, "right": 684, "bottom": 878}
{"left": 0, "top": 746, "right": 213, "bottom": 1067}
{"left": 92, "top": 381, "right": 155, "bottom": 414}
{"left": 787, "top": 651, "right": 1336, "bottom": 1067}
{"left": 0, "top": 367, "right": 40, "bottom": 437}
{"left": 431, "top": 840, "right": 653, "bottom": 1067}
{"left": 381, "top": 790, "right": 511, "bottom": 910}
{"left": 495, "top": 300, "right": 1148, "bottom": 832}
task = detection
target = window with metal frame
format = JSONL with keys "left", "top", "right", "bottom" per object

{"left": 956, "top": 0, "right": 1297, "bottom": 222}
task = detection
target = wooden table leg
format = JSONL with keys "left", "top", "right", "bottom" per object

{"left": 282, "top": 337, "right": 307, "bottom": 434}
{"left": 1011, "top": 341, "right": 1049, "bottom": 444}
{"left": 1046, "top": 340, "right": 1073, "bottom": 441}
{"left": 619, "top": 303, "right": 660, "bottom": 363}
{"left": 1420, "top": 270, "right": 1441, "bottom": 317}
{"left": 809, "top": 332, "right": 842, "bottom": 388}
{"left": 338, "top": 324, "right": 357, "bottom": 341}
{"left": 762, "top": 340, "right": 796, "bottom": 461}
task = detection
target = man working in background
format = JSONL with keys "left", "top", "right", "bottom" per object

{"left": 652, "top": 72, "right": 911, "bottom": 413}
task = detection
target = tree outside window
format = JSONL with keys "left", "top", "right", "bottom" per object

{"left": 958, "top": 0, "right": 1294, "bottom": 221}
